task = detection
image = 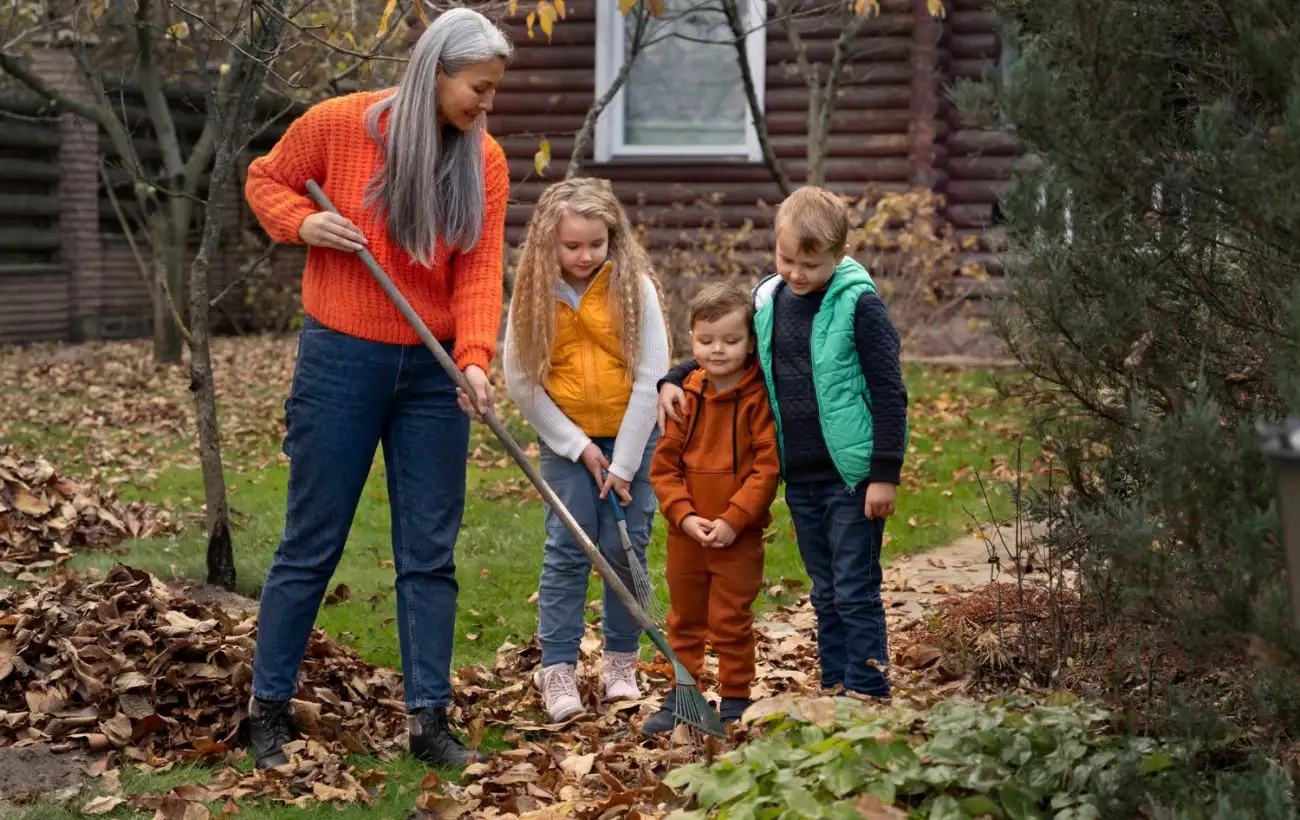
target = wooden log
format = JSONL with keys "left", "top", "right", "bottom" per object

{"left": 0, "top": 158, "right": 59, "bottom": 183}
{"left": 0, "top": 228, "right": 61, "bottom": 252}
{"left": 493, "top": 91, "right": 595, "bottom": 116}
{"left": 0, "top": 91, "right": 56, "bottom": 118}
{"left": 0, "top": 193, "right": 60, "bottom": 217}
{"left": 0, "top": 263, "right": 67, "bottom": 277}
{"left": 948, "top": 154, "right": 1041, "bottom": 179}
{"left": 508, "top": 156, "right": 914, "bottom": 183}
{"left": 947, "top": 129, "right": 1020, "bottom": 155}
{"left": 497, "top": 132, "right": 913, "bottom": 161}
{"left": 946, "top": 203, "right": 995, "bottom": 228}
{"left": 0, "top": 121, "right": 60, "bottom": 149}
{"left": 950, "top": 57, "right": 997, "bottom": 81}
{"left": 508, "top": 179, "right": 909, "bottom": 208}
{"left": 949, "top": 9, "right": 999, "bottom": 33}
{"left": 948, "top": 0, "right": 994, "bottom": 10}
{"left": 950, "top": 33, "right": 999, "bottom": 60}
{"left": 769, "top": 83, "right": 914, "bottom": 111}
{"left": 489, "top": 114, "right": 587, "bottom": 135}
{"left": 767, "top": 60, "right": 913, "bottom": 85}
{"left": 946, "top": 179, "right": 1013, "bottom": 204}
{"left": 499, "top": 68, "right": 597, "bottom": 93}
{"left": 745, "top": 108, "right": 917, "bottom": 135}
{"left": 505, "top": 46, "right": 594, "bottom": 72}
{"left": 501, "top": 20, "right": 597, "bottom": 46}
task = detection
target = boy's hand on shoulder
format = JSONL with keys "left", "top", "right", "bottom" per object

{"left": 656, "top": 384, "right": 687, "bottom": 434}
{"left": 681, "top": 515, "right": 714, "bottom": 547}
{"left": 865, "top": 483, "right": 897, "bottom": 520}
{"left": 707, "top": 518, "right": 737, "bottom": 548}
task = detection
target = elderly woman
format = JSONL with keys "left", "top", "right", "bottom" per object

{"left": 242, "top": 8, "right": 512, "bottom": 769}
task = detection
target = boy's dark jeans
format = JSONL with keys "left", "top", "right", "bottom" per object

{"left": 785, "top": 481, "right": 890, "bottom": 698}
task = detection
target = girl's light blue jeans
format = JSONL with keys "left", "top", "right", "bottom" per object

{"left": 536, "top": 435, "right": 658, "bottom": 667}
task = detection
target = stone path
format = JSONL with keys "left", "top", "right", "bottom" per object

{"left": 759, "top": 519, "right": 1058, "bottom": 637}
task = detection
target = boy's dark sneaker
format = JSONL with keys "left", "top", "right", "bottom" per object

{"left": 248, "top": 696, "right": 295, "bottom": 769}
{"left": 720, "top": 697, "right": 751, "bottom": 725}
{"left": 409, "top": 707, "right": 481, "bottom": 768}
{"left": 641, "top": 692, "right": 677, "bottom": 736}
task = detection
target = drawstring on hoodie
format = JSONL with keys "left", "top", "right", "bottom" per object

{"left": 677, "top": 376, "right": 743, "bottom": 478}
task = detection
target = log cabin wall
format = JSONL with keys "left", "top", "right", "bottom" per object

{"left": 416, "top": 0, "right": 1018, "bottom": 273}
{"left": 0, "top": 49, "right": 301, "bottom": 345}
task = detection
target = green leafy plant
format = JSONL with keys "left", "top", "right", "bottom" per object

{"left": 664, "top": 695, "right": 1192, "bottom": 820}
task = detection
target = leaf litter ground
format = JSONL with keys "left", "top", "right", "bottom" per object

{"left": 0, "top": 536, "right": 1060, "bottom": 818}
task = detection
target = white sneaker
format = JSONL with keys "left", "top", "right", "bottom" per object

{"left": 603, "top": 650, "right": 641, "bottom": 701}
{"left": 533, "top": 663, "right": 584, "bottom": 723}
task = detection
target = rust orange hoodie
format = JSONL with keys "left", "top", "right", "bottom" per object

{"left": 650, "top": 358, "right": 781, "bottom": 536}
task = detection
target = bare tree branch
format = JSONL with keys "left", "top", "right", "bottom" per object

{"left": 135, "top": 0, "right": 186, "bottom": 182}
{"left": 567, "top": 0, "right": 654, "bottom": 179}
{"left": 209, "top": 241, "right": 277, "bottom": 307}
{"left": 723, "top": 0, "right": 791, "bottom": 196}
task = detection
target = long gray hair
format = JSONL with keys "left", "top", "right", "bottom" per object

{"left": 363, "top": 8, "right": 513, "bottom": 265}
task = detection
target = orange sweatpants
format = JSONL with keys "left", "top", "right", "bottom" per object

{"left": 664, "top": 530, "right": 765, "bottom": 698}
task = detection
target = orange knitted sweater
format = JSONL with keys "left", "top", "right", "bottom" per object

{"left": 244, "top": 91, "right": 509, "bottom": 372}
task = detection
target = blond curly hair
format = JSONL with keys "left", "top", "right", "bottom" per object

{"left": 510, "top": 177, "right": 666, "bottom": 385}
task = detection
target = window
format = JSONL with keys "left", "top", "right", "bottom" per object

{"left": 594, "top": 0, "right": 766, "bottom": 162}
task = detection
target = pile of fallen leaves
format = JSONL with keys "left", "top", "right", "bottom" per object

{"left": 0, "top": 452, "right": 179, "bottom": 576}
{"left": 413, "top": 595, "right": 970, "bottom": 820}
{"left": 0, "top": 564, "right": 408, "bottom": 809}
{"left": 903, "top": 580, "right": 1085, "bottom": 690}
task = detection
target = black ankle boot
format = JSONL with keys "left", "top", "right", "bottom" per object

{"left": 409, "top": 707, "right": 481, "bottom": 769}
{"left": 641, "top": 692, "right": 677, "bottom": 736}
{"left": 720, "top": 697, "right": 751, "bottom": 725}
{"left": 248, "top": 696, "right": 296, "bottom": 769}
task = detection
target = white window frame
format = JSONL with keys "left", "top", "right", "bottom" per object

{"left": 593, "top": 0, "right": 767, "bottom": 163}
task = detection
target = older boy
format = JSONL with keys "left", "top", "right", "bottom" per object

{"left": 657, "top": 186, "right": 908, "bottom": 700}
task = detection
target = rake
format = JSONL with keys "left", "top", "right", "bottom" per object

{"left": 303, "top": 180, "right": 724, "bottom": 740}
{"left": 600, "top": 472, "right": 667, "bottom": 623}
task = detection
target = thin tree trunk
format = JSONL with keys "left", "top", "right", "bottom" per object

{"left": 150, "top": 214, "right": 187, "bottom": 364}
{"left": 187, "top": 0, "right": 289, "bottom": 590}
{"left": 190, "top": 150, "right": 235, "bottom": 589}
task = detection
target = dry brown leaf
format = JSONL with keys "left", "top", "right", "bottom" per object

{"left": 80, "top": 795, "right": 128, "bottom": 815}
{"left": 854, "top": 793, "right": 907, "bottom": 818}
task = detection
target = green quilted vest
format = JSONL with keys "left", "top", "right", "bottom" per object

{"left": 754, "top": 257, "right": 880, "bottom": 487}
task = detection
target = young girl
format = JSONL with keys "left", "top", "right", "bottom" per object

{"left": 505, "top": 178, "right": 670, "bottom": 723}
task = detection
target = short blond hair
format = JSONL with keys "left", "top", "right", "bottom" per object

{"left": 773, "top": 186, "right": 849, "bottom": 256}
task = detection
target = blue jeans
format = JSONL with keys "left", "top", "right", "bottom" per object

{"left": 785, "top": 481, "right": 890, "bottom": 698}
{"left": 252, "top": 317, "right": 469, "bottom": 710}
{"left": 537, "top": 436, "right": 657, "bottom": 666}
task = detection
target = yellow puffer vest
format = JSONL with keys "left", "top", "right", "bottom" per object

{"left": 543, "top": 261, "right": 633, "bottom": 438}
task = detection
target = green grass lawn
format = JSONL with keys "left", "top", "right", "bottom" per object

{"left": 0, "top": 349, "right": 1036, "bottom": 819}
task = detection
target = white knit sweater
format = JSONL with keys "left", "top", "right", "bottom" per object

{"left": 504, "top": 274, "right": 670, "bottom": 482}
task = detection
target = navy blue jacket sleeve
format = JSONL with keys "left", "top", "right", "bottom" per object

{"left": 854, "top": 292, "right": 908, "bottom": 485}
{"left": 656, "top": 358, "right": 699, "bottom": 392}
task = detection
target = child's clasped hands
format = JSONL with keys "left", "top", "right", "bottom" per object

{"left": 679, "top": 514, "right": 737, "bottom": 549}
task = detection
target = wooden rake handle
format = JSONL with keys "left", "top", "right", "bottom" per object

{"left": 302, "top": 180, "right": 661, "bottom": 635}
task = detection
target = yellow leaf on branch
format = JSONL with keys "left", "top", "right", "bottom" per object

{"left": 376, "top": 0, "right": 399, "bottom": 38}
{"left": 618, "top": 0, "right": 636, "bottom": 12}
{"left": 927, "top": 0, "right": 947, "bottom": 17}
{"left": 526, "top": 10, "right": 537, "bottom": 38}
{"left": 539, "top": 2, "right": 559, "bottom": 39}
{"left": 166, "top": 21, "right": 190, "bottom": 40}
{"left": 853, "top": 0, "right": 879, "bottom": 16}
{"left": 534, "top": 137, "right": 552, "bottom": 175}
{"left": 509, "top": 0, "right": 519, "bottom": 12}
